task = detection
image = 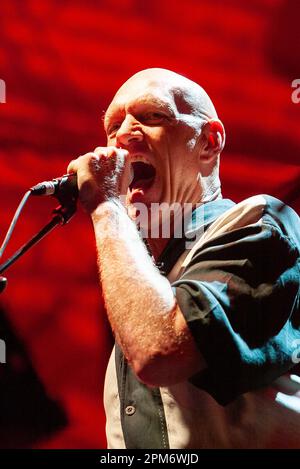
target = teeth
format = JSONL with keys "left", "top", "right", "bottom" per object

{"left": 130, "top": 156, "right": 153, "bottom": 166}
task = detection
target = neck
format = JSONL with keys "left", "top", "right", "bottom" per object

{"left": 144, "top": 203, "right": 195, "bottom": 261}
{"left": 137, "top": 174, "right": 222, "bottom": 261}
{"left": 199, "top": 164, "right": 222, "bottom": 203}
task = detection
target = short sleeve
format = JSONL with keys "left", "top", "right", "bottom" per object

{"left": 172, "top": 221, "right": 300, "bottom": 405}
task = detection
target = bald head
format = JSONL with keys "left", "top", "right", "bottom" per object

{"left": 112, "top": 68, "right": 218, "bottom": 123}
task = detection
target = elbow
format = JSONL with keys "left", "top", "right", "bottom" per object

{"left": 132, "top": 355, "right": 169, "bottom": 387}
{"left": 125, "top": 304, "right": 206, "bottom": 386}
{"left": 131, "top": 349, "right": 205, "bottom": 388}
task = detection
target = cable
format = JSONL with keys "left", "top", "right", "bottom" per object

{"left": 0, "top": 213, "right": 63, "bottom": 275}
{"left": 0, "top": 190, "right": 31, "bottom": 259}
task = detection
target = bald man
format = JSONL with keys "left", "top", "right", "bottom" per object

{"left": 68, "top": 69, "right": 300, "bottom": 449}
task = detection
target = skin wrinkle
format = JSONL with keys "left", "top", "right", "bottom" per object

{"left": 104, "top": 97, "right": 176, "bottom": 133}
{"left": 67, "top": 68, "right": 225, "bottom": 386}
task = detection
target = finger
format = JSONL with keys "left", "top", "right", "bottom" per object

{"left": 67, "top": 152, "right": 100, "bottom": 174}
{"left": 88, "top": 152, "right": 102, "bottom": 174}
{"left": 108, "top": 148, "right": 129, "bottom": 169}
{"left": 93, "top": 146, "right": 109, "bottom": 157}
{"left": 67, "top": 159, "right": 78, "bottom": 174}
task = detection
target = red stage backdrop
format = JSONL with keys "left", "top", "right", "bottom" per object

{"left": 0, "top": 0, "right": 299, "bottom": 448}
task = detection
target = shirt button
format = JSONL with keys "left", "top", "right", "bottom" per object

{"left": 125, "top": 405, "right": 136, "bottom": 416}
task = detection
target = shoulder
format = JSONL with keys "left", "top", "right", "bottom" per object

{"left": 180, "top": 195, "right": 300, "bottom": 274}
{"left": 202, "top": 194, "right": 300, "bottom": 250}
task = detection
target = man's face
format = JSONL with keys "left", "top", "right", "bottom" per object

{"left": 104, "top": 75, "right": 204, "bottom": 216}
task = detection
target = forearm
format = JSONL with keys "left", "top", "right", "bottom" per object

{"left": 91, "top": 199, "right": 201, "bottom": 384}
{"left": 91, "top": 199, "right": 175, "bottom": 360}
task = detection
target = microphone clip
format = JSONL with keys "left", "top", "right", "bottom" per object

{"left": 54, "top": 178, "right": 77, "bottom": 225}
{"left": 30, "top": 174, "right": 78, "bottom": 224}
{"left": 52, "top": 201, "right": 77, "bottom": 225}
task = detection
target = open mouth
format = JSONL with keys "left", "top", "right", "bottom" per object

{"left": 129, "top": 161, "right": 156, "bottom": 191}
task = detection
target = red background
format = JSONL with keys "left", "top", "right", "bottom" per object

{"left": 0, "top": 0, "right": 299, "bottom": 448}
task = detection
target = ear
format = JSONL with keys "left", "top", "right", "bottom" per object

{"left": 199, "top": 119, "right": 225, "bottom": 164}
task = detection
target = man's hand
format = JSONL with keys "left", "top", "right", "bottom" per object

{"left": 67, "top": 146, "right": 131, "bottom": 214}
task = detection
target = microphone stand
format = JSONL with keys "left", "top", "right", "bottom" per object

{"left": 0, "top": 192, "right": 77, "bottom": 293}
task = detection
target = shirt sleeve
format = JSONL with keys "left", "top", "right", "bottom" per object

{"left": 172, "top": 219, "right": 300, "bottom": 405}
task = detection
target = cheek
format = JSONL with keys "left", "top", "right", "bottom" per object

{"left": 144, "top": 127, "right": 167, "bottom": 147}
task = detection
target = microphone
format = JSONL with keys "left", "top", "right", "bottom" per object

{"left": 30, "top": 173, "right": 78, "bottom": 197}
{"left": 30, "top": 165, "right": 134, "bottom": 198}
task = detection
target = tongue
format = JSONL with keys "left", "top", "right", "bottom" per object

{"left": 132, "top": 177, "right": 155, "bottom": 190}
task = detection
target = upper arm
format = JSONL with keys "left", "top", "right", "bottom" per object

{"left": 172, "top": 222, "right": 300, "bottom": 404}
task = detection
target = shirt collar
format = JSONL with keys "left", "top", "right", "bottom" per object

{"left": 157, "top": 198, "right": 235, "bottom": 275}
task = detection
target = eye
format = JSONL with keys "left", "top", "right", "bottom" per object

{"left": 143, "top": 112, "right": 168, "bottom": 124}
{"left": 107, "top": 122, "right": 121, "bottom": 136}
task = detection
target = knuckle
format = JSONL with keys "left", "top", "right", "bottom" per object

{"left": 67, "top": 159, "right": 76, "bottom": 172}
{"left": 80, "top": 152, "right": 100, "bottom": 166}
{"left": 106, "top": 146, "right": 118, "bottom": 156}
{"left": 85, "top": 151, "right": 98, "bottom": 158}
{"left": 93, "top": 146, "right": 106, "bottom": 155}
{"left": 108, "top": 146, "right": 128, "bottom": 158}
{"left": 75, "top": 152, "right": 93, "bottom": 163}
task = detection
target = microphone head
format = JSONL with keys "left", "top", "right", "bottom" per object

{"left": 30, "top": 181, "right": 56, "bottom": 196}
{"left": 29, "top": 173, "right": 78, "bottom": 224}
{"left": 30, "top": 173, "right": 78, "bottom": 197}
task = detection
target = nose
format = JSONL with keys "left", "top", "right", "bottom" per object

{"left": 115, "top": 115, "right": 143, "bottom": 146}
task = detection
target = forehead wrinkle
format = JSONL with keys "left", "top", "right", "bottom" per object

{"left": 104, "top": 91, "right": 176, "bottom": 128}
{"left": 128, "top": 94, "right": 175, "bottom": 115}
